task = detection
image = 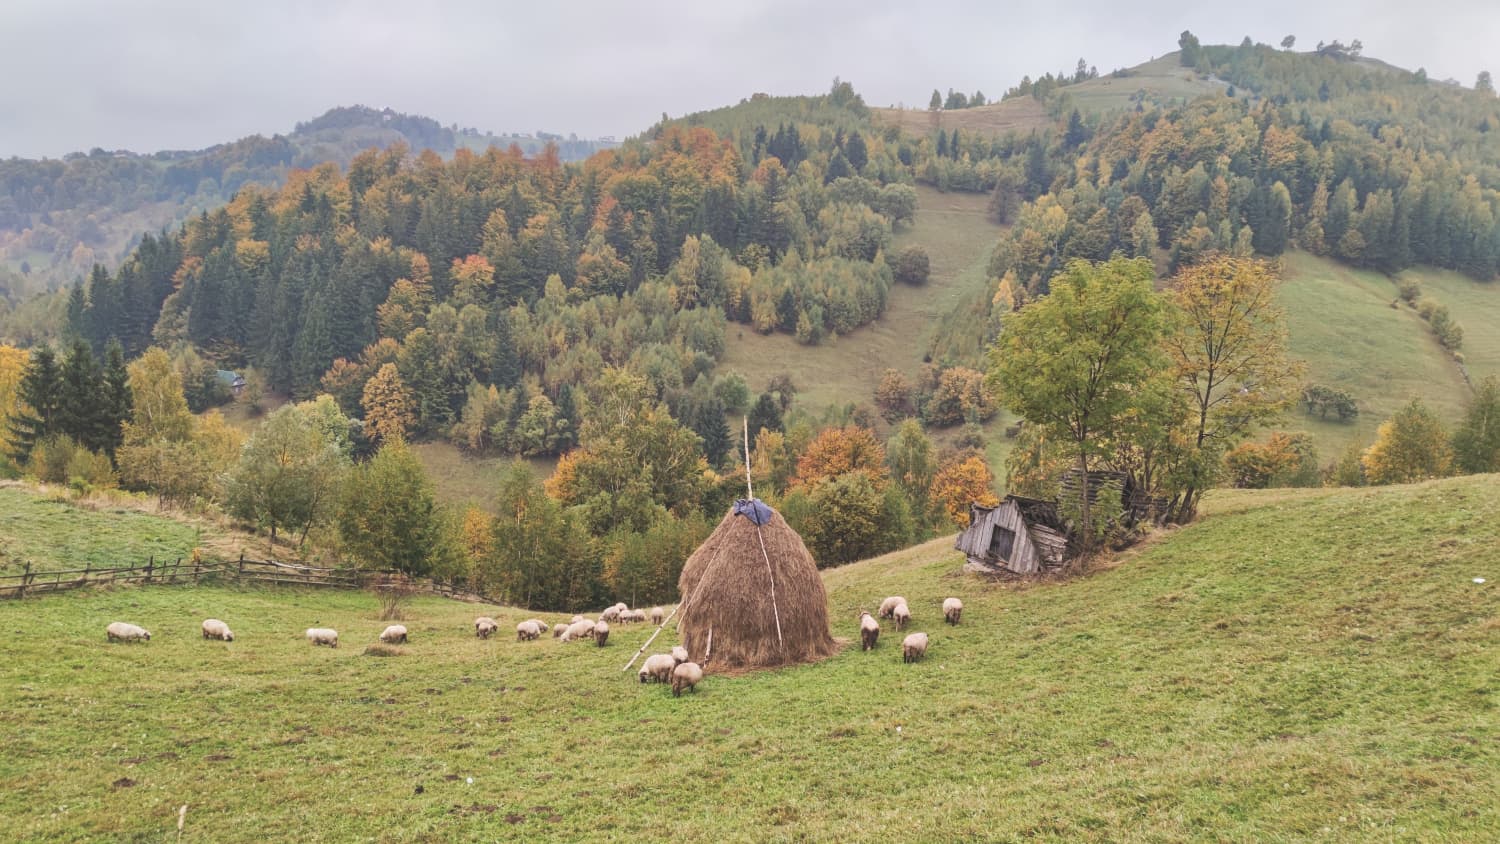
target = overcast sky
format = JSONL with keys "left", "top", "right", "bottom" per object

{"left": 3, "top": 0, "right": 1498, "bottom": 158}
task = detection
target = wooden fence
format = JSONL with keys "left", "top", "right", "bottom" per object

{"left": 0, "top": 553, "right": 500, "bottom": 604}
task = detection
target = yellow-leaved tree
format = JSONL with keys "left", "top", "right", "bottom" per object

{"left": 929, "top": 453, "right": 1000, "bottom": 528}
{"left": 0, "top": 345, "right": 28, "bottom": 460}
{"left": 361, "top": 363, "right": 415, "bottom": 443}
{"left": 1362, "top": 398, "right": 1453, "bottom": 484}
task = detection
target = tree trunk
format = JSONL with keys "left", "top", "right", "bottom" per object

{"left": 1076, "top": 450, "right": 1092, "bottom": 550}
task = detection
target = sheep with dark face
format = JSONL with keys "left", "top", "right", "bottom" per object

{"left": 106, "top": 622, "right": 151, "bottom": 643}
{"left": 858, "top": 611, "right": 880, "bottom": 651}
{"left": 639, "top": 653, "right": 677, "bottom": 683}
{"left": 201, "top": 619, "right": 234, "bottom": 642}
{"left": 943, "top": 597, "right": 963, "bottom": 625}
{"left": 902, "top": 632, "right": 929, "bottom": 663}
{"left": 515, "top": 621, "right": 542, "bottom": 641}
{"left": 379, "top": 624, "right": 408, "bottom": 644}
{"left": 474, "top": 617, "right": 499, "bottom": 639}
{"left": 671, "top": 661, "right": 704, "bottom": 697}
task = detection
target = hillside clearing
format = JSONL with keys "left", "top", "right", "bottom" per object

{"left": 2, "top": 476, "right": 1495, "bottom": 841}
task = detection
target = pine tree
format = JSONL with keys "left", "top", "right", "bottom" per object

{"left": 747, "top": 392, "right": 783, "bottom": 445}
{"left": 56, "top": 338, "right": 109, "bottom": 454}
{"left": 9, "top": 346, "right": 63, "bottom": 463}
{"left": 100, "top": 339, "right": 132, "bottom": 457}
{"left": 844, "top": 131, "right": 868, "bottom": 172}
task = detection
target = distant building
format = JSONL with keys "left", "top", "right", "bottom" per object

{"left": 216, "top": 370, "right": 246, "bottom": 397}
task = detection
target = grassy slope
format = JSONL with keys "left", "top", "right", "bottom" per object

{"left": 1401, "top": 265, "right": 1500, "bottom": 384}
{"left": 2, "top": 476, "right": 1495, "bottom": 841}
{"left": 0, "top": 485, "right": 202, "bottom": 576}
{"left": 1278, "top": 251, "right": 1472, "bottom": 457}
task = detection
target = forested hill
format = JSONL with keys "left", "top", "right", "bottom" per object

{"left": 0, "top": 105, "right": 619, "bottom": 300}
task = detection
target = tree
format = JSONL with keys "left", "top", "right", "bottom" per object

{"left": 1478, "top": 71, "right": 1494, "bottom": 94}
{"left": 339, "top": 437, "right": 458, "bottom": 577}
{"left": 886, "top": 419, "right": 937, "bottom": 525}
{"left": 1362, "top": 399, "right": 1453, "bottom": 484}
{"left": 1163, "top": 257, "right": 1303, "bottom": 517}
{"left": 224, "top": 402, "right": 350, "bottom": 544}
{"left": 1452, "top": 375, "right": 1500, "bottom": 474}
{"left": 874, "top": 369, "right": 915, "bottom": 422}
{"left": 747, "top": 391, "right": 783, "bottom": 444}
{"left": 56, "top": 338, "right": 110, "bottom": 454}
{"left": 1280, "top": 35, "right": 1296, "bottom": 50}
{"left": 795, "top": 425, "right": 887, "bottom": 488}
{"left": 798, "top": 471, "right": 908, "bottom": 566}
{"left": 1178, "top": 30, "right": 1202, "bottom": 67}
{"left": 988, "top": 257, "right": 1166, "bottom": 544}
{"left": 890, "top": 246, "right": 930, "bottom": 285}
{"left": 0, "top": 345, "right": 28, "bottom": 463}
{"left": 100, "top": 340, "right": 132, "bottom": 457}
{"left": 486, "top": 461, "right": 583, "bottom": 609}
{"left": 8, "top": 346, "right": 62, "bottom": 464}
{"left": 361, "top": 363, "right": 415, "bottom": 443}
{"left": 116, "top": 349, "right": 241, "bottom": 506}
{"left": 844, "top": 131, "right": 868, "bottom": 172}
{"left": 929, "top": 89, "right": 942, "bottom": 110}
{"left": 929, "top": 452, "right": 1000, "bottom": 528}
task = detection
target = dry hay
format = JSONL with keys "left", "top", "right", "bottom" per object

{"left": 676, "top": 501, "right": 836, "bottom": 672}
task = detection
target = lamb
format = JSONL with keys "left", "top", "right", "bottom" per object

{"left": 671, "top": 645, "right": 689, "bottom": 664}
{"left": 106, "top": 622, "right": 151, "bottom": 643}
{"left": 594, "top": 620, "right": 610, "bottom": 647}
{"left": 892, "top": 602, "right": 912, "bottom": 631}
{"left": 878, "top": 596, "right": 907, "bottom": 619}
{"left": 639, "top": 653, "right": 677, "bottom": 684}
{"left": 379, "top": 624, "right": 408, "bottom": 644}
{"left": 515, "top": 621, "right": 542, "bottom": 641}
{"left": 552, "top": 623, "right": 568, "bottom": 638}
{"left": 943, "top": 597, "right": 964, "bottom": 625}
{"left": 858, "top": 611, "right": 880, "bottom": 651}
{"left": 306, "top": 627, "right": 339, "bottom": 648}
{"left": 671, "top": 661, "right": 704, "bottom": 697}
{"left": 902, "top": 631, "right": 929, "bottom": 663}
{"left": 650, "top": 606, "right": 664, "bottom": 626}
{"left": 474, "top": 617, "right": 498, "bottom": 640}
{"left": 201, "top": 619, "right": 234, "bottom": 642}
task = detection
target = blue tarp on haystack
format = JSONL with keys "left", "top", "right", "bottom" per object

{"left": 732, "top": 498, "right": 774, "bottom": 526}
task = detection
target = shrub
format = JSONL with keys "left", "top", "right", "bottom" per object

{"left": 891, "top": 246, "right": 931, "bottom": 285}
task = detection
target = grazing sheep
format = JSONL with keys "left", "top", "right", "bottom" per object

{"left": 671, "top": 645, "right": 689, "bottom": 664}
{"left": 671, "top": 661, "right": 704, "bottom": 697}
{"left": 858, "top": 611, "right": 880, "bottom": 651}
{"left": 600, "top": 606, "right": 621, "bottom": 623}
{"left": 902, "top": 632, "right": 929, "bottom": 663}
{"left": 639, "top": 653, "right": 677, "bottom": 684}
{"left": 878, "top": 596, "right": 907, "bottom": 619}
{"left": 650, "top": 606, "right": 664, "bottom": 625}
{"left": 571, "top": 615, "right": 585, "bottom": 624}
{"left": 474, "top": 617, "right": 498, "bottom": 639}
{"left": 201, "top": 619, "right": 234, "bottom": 642}
{"left": 594, "top": 620, "right": 610, "bottom": 647}
{"left": 552, "top": 623, "right": 568, "bottom": 638}
{"left": 526, "top": 618, "right": 547, "bottom": 632}
{"left": 306, "top": 628, "right": 339, "bottom": 648}
{"left": 634, "top": 609, "right": 649, "bottom": 623}
{"left": 379, "top": 624, "right": 408, "bottom": 644}
{"left": 943, "top": 597, "right": 964, "bottom": 625}
{"left": 106, "top": 622, "right": 151, "bottom": 643}
{"left": 560, "top": 620, "right": 596, "bottom": 642}
{"left": 892, "top": 602, "right": 911, "bottom": 631}
{"left": 515, "top": 621, "right": 542, "bottom": 641}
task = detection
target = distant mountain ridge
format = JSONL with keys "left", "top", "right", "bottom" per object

{"left": 0, "top": 105, "right": 620, "bottom": 299}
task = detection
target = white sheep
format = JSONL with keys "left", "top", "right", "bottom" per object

{"left": 379, "top": 624, "right": 408, "bottom": 644}
{"left": 878, "top": 596, "right": 907, "bottom": 619}
{"left": 201, "top": 619, "right": 234, "bottom": 642}
{"left": 943, "top": 597, "right": 964, "bottom": 625}
{"left": 639, "top": 653, "right": 677, "bottom": 684}
{"left": 474, "top": 617, "right": 498, "bottom": 640}
{"left": 552, "top": 623, "right": 568, "bottom": 638}
{"left": 515, "top": 621, "right": 540, "bottom": 641}
{"left": 526, "top": 618, "right": 548, "bottom": 633}
{"left": 600, "top": 606, "right": 621, "bottom": 623}
{"left": 106, "top": 621, "right": 151, "bottom": 643}
{"left": 633, "top": 609, "right": 649, "bottom": 623}
{"left": 594, "top": 620, "right": 610, "bottom": 647}
{"left": 571, "top": 615, "right": 585, "bottom": 624}
{"left": 858, "top": 611, "right": 880, "bottom": 651}
{"left": 306, "top": 627, "right": 339, "bottom": 648}
{"left": 560, "top": 620, "right": 596, "bottom": 642}
{"left": 650, "top": 606, "right": 664, "bottom": 625}
{"left": 671, "top": 661, "right": 704, "bottom": 697}
{"left": 902, "top": 631, "right": 929, "bottom": 663}
{"left": 671, "top": 645, "right": 689, "bottom": 664}
{"left": 892, "top": 602, "right": 912, "bottom": 631}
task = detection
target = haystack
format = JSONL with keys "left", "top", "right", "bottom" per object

{"left": 676, "top": 499, "right": 836, "bottom": 671}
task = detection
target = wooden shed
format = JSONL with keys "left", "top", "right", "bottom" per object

{"left": 954, "top": 495, "right": 1070, "bottom": 576}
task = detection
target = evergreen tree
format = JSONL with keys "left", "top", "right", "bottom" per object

{"left": 692, "top": 397, "right": 732, "bottom": 468}
{"left": 844, "top": 131, "right": 868, "bottom": 172}
{"left": 100, "top": 339, "right": 132, "bottom": 458}
{"left": 9, "top": 346, "right": 63, "bottom": 463}
{"left": 56, "top": 338, "right": 109, "bottom": 454}
{"left": 747, "top": 391, "right": 783, "bottom": 445}
{"left": 928, "top": 89, "right": 942, "bottom": 110}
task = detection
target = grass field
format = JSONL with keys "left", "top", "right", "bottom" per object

{"left": 0, "top": 485, "right": 203, "bottom": 576}
{"left": 1402, "top": 265, "right": 1500, "bottom": 384}
{"left": 2, "top": 475, "right": 1495, "bottom": 841}
{"left": 1277, "top": 251, "right": 1472, "bottom": 458}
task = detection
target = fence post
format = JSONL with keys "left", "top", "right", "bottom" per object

{"left": 18, "top": 561, "right": 30, "bottom": 599}
{"left": 173, "top": 558, "right": 181, "bottom": 583}
{"left": 146, "top": 556, "right": 154, "bottom": 584}
{"left": 238, "top": 552, "right": 245, "bottom": 580}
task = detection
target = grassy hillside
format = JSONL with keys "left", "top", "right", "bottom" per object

{"left": 1278, "top": 252, "right": 1472, "bottom": 457}
{"left": 2, "top": 476, "right": 1495, "bottom": 841}
{"left": 0, "top": 485, "right": 203, "bottom": 576}
{"left": 1402, "top": 265, "right": 1500, "bottom": 384}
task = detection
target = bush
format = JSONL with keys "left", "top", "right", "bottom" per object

{"left": 891, "top": 246, "right": 931, "bottom": 285}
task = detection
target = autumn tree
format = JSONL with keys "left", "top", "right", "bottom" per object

{"left": 1451, "top": 375, "right": 1500, "bottom": 474}
{"left": 0, "top": 345, "right": 28, "bottom": 463}
{"left": 223, "top": 401, "right": 351, "bottom": 544}
{"left": 988, "top": 257, "right": 1166, "bottom": 544}
{"left": 929, "top": 452, "right": 1000, "bottom": 528}
{"left": 116, "top": 348, "right": 241, "bottom": 505}
{"left": 339, "top": 437, "right": 460, "bottom": 577}
{"left": 7, "top": 345, "right": 61, "bottom": 464}
{"left": 1163, "top": 257, "right": 1302, "bottom": 517}
{"left": 874, "top": 369, "right": 915, "bottom": 422}
{"left": 486, "top": 460, "right": 590, "bottom": 609}
{"left": 1362, "top": 398, "right": 1453, "bottom": 484}
{"left": 361, "top": 362, "right": 415, "bottom": 443}
{"left": 795, "top": 425, "right": 887, "bottom": 488}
